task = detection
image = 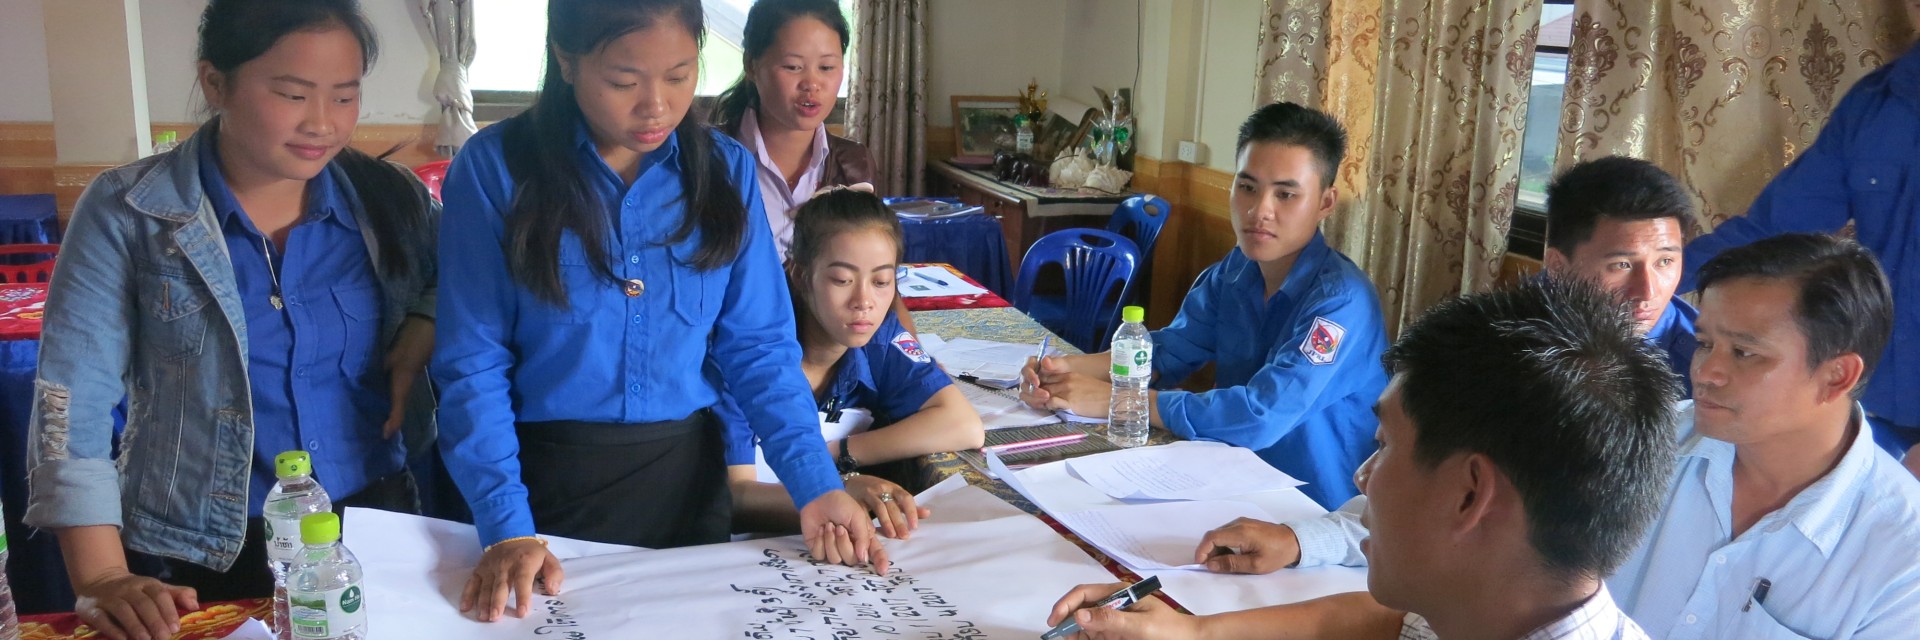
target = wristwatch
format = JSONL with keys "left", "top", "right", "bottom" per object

{"left": 836, "top": 440, "right": 861, "bottom": 475}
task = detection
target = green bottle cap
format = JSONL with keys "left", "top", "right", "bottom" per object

{"left": 300, "top": 512, "right": 341, "bottom": 546}
{"left": 274, "top": 451, "right": 312, "bottom": 479}
{"left": 1123, "top": 306, "right": 1145, "bottom": 323}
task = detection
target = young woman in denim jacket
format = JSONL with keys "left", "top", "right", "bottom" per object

{"left": 22, "top": 1, "right": 437, "bottom": 637}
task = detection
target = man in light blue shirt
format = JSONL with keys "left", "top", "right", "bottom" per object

{"left": 1607, "top": 233, "right": 1920, "bottom": 639}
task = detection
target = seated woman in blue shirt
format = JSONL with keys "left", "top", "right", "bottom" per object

{"left": 720, "top": 188, "right": 984, "bottom": 539}
{"left": 433, "top": 0, "right": 883, "bottom": 623}
{"left": 1021, "top": 102, "right": 1389, "bottom": 510}
{"left": 24, "top": 0, "right": 437, "bottom": 636}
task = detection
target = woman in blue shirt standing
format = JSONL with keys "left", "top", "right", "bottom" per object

{"left": 434, "top": 0, "right": 882, "bottom": 623}
{"left": 25, "top": 1, "right": 437, "bottom": 637}
{"left": 722, "top": 189, "right": 983, "bottom": 539}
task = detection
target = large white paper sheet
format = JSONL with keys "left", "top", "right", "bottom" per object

{"left": 1054, "top": 500, "right": 1271, "bottom": 571}
{"left": 956, "top": 380, "right": 1062, "bottom": 430}
{"left": 999, "top": 443, "right": 1370, "bottom": 616}
{"left": 899, "top": 266, "right": 990, "bottom": 298}
{"left": 1065, "top": 442, "right": 1306, "bottom": 501}
{"left": 352, "top": 485, "right": 1119, "bottom": 638}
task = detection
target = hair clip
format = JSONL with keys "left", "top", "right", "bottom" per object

{"left": 811, "top": 182, "right": 876, "bottom": 198}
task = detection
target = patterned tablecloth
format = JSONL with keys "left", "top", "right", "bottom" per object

{"left": 0, "top": 284, "right": 47, "bottom": 341}
{"left": 900, "top": 263, "right": 1012, "bottom": 312}
{"left": 22, "top": 307, "right": 1182, "bottom": 638}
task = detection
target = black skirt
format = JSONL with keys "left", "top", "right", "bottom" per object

{"left": 515, "top": 409, "right": 731, "bottom": 549}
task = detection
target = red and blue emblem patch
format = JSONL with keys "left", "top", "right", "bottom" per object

{"left": 1300, "top": 316, "right": 1345, "bottom": 366}
{"left": 892, "top": 331, "right": 932, "bottom": 363}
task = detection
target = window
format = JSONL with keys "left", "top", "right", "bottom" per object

{"left": 471, "top": 0, "right": 856, "bottom": 121}
{"left": 1509, "top": 1, "right": 1574, "bottom": 259}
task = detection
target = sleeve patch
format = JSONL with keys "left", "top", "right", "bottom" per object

{"left": 892, "top": 331, "right": 932, "bottom": 363}
{"left": 1300, "top": 316, "right": 1345, "bottom": 366}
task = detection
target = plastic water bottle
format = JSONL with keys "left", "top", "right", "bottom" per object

{"left": 287, "top": 513, "right": 367, "bottom": 640}
{"left": 265, "top": 451, "right": 332, "bottom": 640}
{"left": 0, "top": 498, "right": 19, "bottom": 640}
{"left": 1107, "top": 305, "right": 1152, "bottom": 448}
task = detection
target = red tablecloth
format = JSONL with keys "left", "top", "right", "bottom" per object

{"left": 0, "top": 283, "right": 47, "bottom": 341}
{"left": 20, "top": 598, "right": 270, "bottom": 640}
{"left": 900, "top": 264, "right": 1012, "bottom": 312}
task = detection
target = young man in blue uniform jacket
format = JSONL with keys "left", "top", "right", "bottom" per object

{"left": 1020, "top": 102, "right": 1389, "bottom": 510}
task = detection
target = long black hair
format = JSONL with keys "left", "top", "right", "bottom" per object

{"left": 197, "top": 0, "right": 429, "bottom": 278}
{"left": 710, "top": 0, "right": 852, "bottom": 132}
{"left": 503, "top": 0, "right": 747, "bottom": 306}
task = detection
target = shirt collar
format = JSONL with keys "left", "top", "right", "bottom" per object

{"left": 1687, "top": 403, "right": 1878, "bottom": 555}
{"left": 573, "top": 118, "right": 681, "bottom": 186}
{"left": 741, "top": 107, "right": 830, "bottom": 189}
{"left": 823, "top": 345, "right": 878, "bottom": 407}
{"left": 195, "top": 124, "right": 355, "bottom": 235}
{"left": 1517, "top": 583, "right": 1640, "bottom": 640}
{"left": 1227, "top": 230, "right": 1332, "bottom": 305}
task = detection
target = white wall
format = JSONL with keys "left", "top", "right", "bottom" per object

{"left": 925, "top": 0, "right": 1066, "bottom": 126}
{"left": 0, "top": 0, "right": 55, "bottom": 121}
{"left": 1192, "top": 0, "right": 1260, "bottom": 172}
{"left": 0, "top": 0, "right": 439, "bottom": 125}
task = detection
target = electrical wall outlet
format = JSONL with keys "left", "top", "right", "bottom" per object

{"left": 1177, "top": 140, "right": 1206, "bottom": 164}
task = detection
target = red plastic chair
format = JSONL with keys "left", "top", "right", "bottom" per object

{"left": 412, "top": 160, "right": 452, "bottom": 202}
{"left": 0, "top": 243, "right": 58, "bottom": 283}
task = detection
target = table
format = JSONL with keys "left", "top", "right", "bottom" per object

{"left": 926, "top": 160, "right": 1133, "bottom": 262}
{"left": 900, "top": 263, "right": 1011, "bottom": 312}
{"left": 898, "top": 212, "right": 1013, "bottom": 297}
{"left": 19, "top": 598, "right": 271, "bottom": 639}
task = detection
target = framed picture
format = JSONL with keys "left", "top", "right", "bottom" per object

{"left": 950, "top": 95, "right": 1021, "bottom": 158}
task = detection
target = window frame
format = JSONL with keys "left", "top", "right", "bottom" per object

{"left": 1509, "top": 0, "right": 1575, "bottom": 260}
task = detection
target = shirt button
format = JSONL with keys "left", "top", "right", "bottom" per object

{"left": 632, "top": 314, "right": 642, "bottom": 324}
{"left": 307, "top": 440, "right": 320, "bottom": 450}
{"left": 629, "top": 384, "right": 641, "bottom": 394}
{"left": 1714, "top": 554, "right": 1725, "bottom": 565}
{"left": 1869, "top": 178, "right": 1879, "bottom": 185}
{"left": 1685, "top": 614, "right": 1697, "bottom": 625}
{"left": 624, "top": 197, "right": 636, "bottom": 207}
{"left": 296, "top": 367, "right": 307, "bottom": 378}
{"left": 630, "top": 255, "right": 640, "bottom": 264}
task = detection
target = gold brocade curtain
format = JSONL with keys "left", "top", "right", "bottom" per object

{"left": 1557, "top": 0, "right": 1914, "bottom": 232}
{"left": 1259, "top": 0, "right": 1543, "bottom": 335}
{"left": 846, "top": 0, "right": 930, "bottom": 196}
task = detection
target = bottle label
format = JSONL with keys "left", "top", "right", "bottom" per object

{"left": 290, "top": 584, "right": 366, "bottom": 639}
{"left": 1110, "top": 345, "right": 1152, "bottom": 378}
{"left": 266, "top": 515, "right": 302, "bottom": 563}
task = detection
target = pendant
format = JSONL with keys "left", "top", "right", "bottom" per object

{"left": 270, "top": 294, "right": 284, "bottom": 310}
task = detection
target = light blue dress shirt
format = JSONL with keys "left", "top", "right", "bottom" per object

{"left": 1607, "top": 401, "right": 1920, "bottom": 639}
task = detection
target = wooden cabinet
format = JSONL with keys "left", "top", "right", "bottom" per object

{"left": 925, "top": 160, "right": 1127, "bottom": 262}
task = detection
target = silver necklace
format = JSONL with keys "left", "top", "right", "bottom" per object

{"left": 261, "top": 236, "right": 284, "bottom": 310}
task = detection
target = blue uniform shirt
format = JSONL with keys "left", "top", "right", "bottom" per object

{"left": 1682, "top": 45, "right": 1920, "bottom": 436}
{"left": 718, "top": 311, "right": 951, "bottom": 467}
{"left": 1647, "top": 294, "right": 1698, "bottom": 397}
{"left": 1150, "top": 233, "right": 1389, "bottom": 509}
{"left": 197, "top": 131, "right": 400, "bottom": 515}
{"left": 1608, "top": 402, "right": 1920, "bottom": 638}
{"left": 434, "top": 122, "right": 842, "bottom": 545}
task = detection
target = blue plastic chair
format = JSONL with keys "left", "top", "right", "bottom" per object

{"left": 1106, "top": 194, "right": 1170, "bottom": 261}
{"left": 1012, "top": 229, "right": 1142, "bottom": 353}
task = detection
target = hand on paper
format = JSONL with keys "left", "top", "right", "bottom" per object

{"left": 1193, "top": 517, "right": 1300, "bottom": 574}
{"left": 1047, "top": 582, "right": 1198, "bottom": 640}
{"left": 381, "top": 315, "right": 434, "bottom": 439}
{"left": 847, "top": 474, "right": 931, "bottom": 539}
{"left": 462, "top": 538, "right": 564, "bottom": 622}
{"left": 72, "top": 568, "right": 199, "bottom": 640}
{"left": 1022, "top": 357, "right": 1112, "bottom": 418}
{"left": 801, "top": 489, "right": 893, "bottom": 575}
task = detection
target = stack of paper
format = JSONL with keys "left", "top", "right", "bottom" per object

{"left": 1065, "top": 443, "right": 1306, "bottom": 501}
{"left": 1054, "top": 500, "right": 1271, "bottom": 570}
{"left": 923, "top": 336, "right": 1040, "bottom": 387}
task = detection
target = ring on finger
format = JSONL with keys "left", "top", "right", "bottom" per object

{"left": 879, "top": 492, "right": 896, "bottom": 503}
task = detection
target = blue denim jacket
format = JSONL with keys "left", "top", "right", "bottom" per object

{"left": 22, "top": 127, "right": 438, "bottom": 570}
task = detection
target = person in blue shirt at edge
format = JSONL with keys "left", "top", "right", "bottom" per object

{"left": 1678, "top": 3, "right": 1920, "bottom": 477}
{"left": 1176, "top": 154, "right": 1703, "bottom": 579}
{"left": 432, "top": 0, "right": 884, "bottom": 624}
{"left": 719, "top": 188, "right": 984, "bottom": 539}
{"left": 1045, "top": 278, "right": 1678, "bottom": 639}
{"left": 1019, "top": 101, "right": 1389, "bottom": 510}
{"left": 23, "top": 1, "right": 439, "bottom": 638}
